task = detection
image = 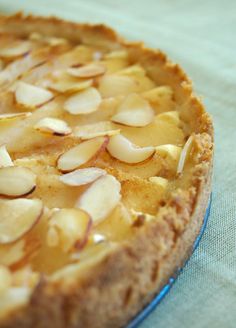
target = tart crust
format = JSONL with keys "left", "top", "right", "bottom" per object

{"left": 0, "top": 13, "right": 213, "bottom": 328}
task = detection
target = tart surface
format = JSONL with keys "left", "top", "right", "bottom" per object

{"left": 0, "top": 13, "right": 213, "bottom": 328}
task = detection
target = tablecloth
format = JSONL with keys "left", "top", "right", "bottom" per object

{"left": 0, "top": 0, "right": 235, "bottom": 327}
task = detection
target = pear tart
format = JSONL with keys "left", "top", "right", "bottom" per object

{"left": 0, "top": 13, "right": 213, "bottom": 328}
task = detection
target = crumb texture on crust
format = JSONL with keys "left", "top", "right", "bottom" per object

{"left": 0, "top": 13, "right": 213, "bottom": 328}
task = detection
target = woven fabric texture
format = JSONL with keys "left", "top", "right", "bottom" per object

{"left": 0, "top": 0, "right": 235, "bottom": 327}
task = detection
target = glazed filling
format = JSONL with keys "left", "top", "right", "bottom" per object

{"left": 0, "top": 33, "right": 196, "bottom": 312}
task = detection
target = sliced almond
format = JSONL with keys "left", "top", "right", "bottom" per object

{"left": 64, "top": 87, "right": 101, "bottom": 115}
{"left": 60, "top": 167, "right": 107, "bottom": 186}
{"left": 107, "top": 134, "right": 155, "bottom": 164}
{"left": 0, "top": 145, "right": 13, "bottom": 167}
{"left": 0, "top": 41, "right": 31, "bottom": 59}
{"left": 34, "top": 117, "right": 72, "bottom": 136}
{"left": 0, "top": 265, "right": 12, "bottom": 294}
{"left": 111, "top": 93, "right": 154, "bottom": 127}
{"left": 148, "top": 176, "right": 168, "bottom": 191}
{"left": 177, "top": 136, "right": 194, "bottom": 175}
{"left": 47, "top": 208, "right": 91, "bottom": 252}
{"left": 117, "top": 64, "right": 146, "bottom": 77}
{"left": 67, "top": 63, "right": 106, "bottom": 78}
{"left": 156, "top": 111, "right": 180, "bottom": 126}
{"left": 0, "top": 112, "right": 32, "bottom": 122}
{"left": 0, "top": 166, "right": 37, "bottom": 197}
{"left": 49, "top": 78, "right": 93, "bottom": 94}
{"left": 156, "top": 144, "right": 182, "bottom": 162}
{"left": 74, "top": 121, "right": 120, "bottom": 140}
{"left": 15, "top": 81, "right": 54, "bottom": 108}
{"left": 57, "top": 137, "right": 108, "bottom": 172}
{"left": 0, "top": 198, "right": 43, "bottom": 244}
{"left": 104, "top": 50, "right": 128, "bottom": 59}
{"left": 98, "top": 75, "right": 137, "bottom": 98}
{"left": 76, "top": 174, "right": 121, "bottom": 224}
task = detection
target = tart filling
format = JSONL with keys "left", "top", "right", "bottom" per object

{"left": 0, "top": 15, "right": 213, "bottom": 325}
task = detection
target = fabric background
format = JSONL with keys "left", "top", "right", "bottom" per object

{"left": 0, "top": 1, "right": 235, "bottom": 327}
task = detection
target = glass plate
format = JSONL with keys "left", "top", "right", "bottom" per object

{"left": 127, "top": 194, "right": 212, "bottom": 328}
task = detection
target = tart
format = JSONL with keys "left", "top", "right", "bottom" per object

{"left": 0, "top": 13, "right": 213, "bottom": 328}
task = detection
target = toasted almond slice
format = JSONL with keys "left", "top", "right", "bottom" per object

{"left": 34, "top": 117, "right": 72, "bottom": 136}
{"left": 0, "top": 198, "right": 43, "bottom": 244}
{"left": 46, "top": 37, "right": 68, "bottom": 46}
{"left": 67, "top": 63, "right": 106, "bottom": 78}
{"left": 64, "top": 87, "right": 101, "bottom": 115}
{"left": 107, "top": 134, "right": 155, "bottom": 164}
{"left": 0, "top": 265, "right": 12, "bottom": 294}
{"left": 74, "top": 121, "right": 120, "bottom": 140}
{"left": 111, "top": 93, "right": 154, "bottom": 127}
{"left": 0, "top": 167, "right": 37, "bottom": 197}
{"left": 0, "top": 112, "right": 32, "bottom": 122}
{"left": 0, "top": 145, "right": 13, "bottom": 168}
{"left": 49, "top": 78, "right": 93, "bottom": 94}
{"left": 0, "top": 41, "right": 31, "bottom": 59}
{"left": 76, "top": 174, "right": 121, "bottom": 224}
{"left": 148, "top": 176, "right": 168, "bottom": 191}
{"left": 104, "top": 50, "right": 128, "bottom": 59}
{"left": 47, "top": 208, "right": 91, "bottom": 252}
{"left": 57, "top": 137, "right": 108, "bottom": 172}
{"left": 60, "top": 167, "right": 106, "bottom": 186}
{"left": 156, "top": 111, "right": 180, "bottom": 126}
{"left": 98, "top": 75, "right": 137, "bottom": 98}
{"left": 177, "top": 136, "right": 194, "bottom": 174}
{"left": 117, "top": 64, "right": 146, "bottom": 77}
{"left": 155, "top": 144, "right": 182, "bottom": 162}
{"left": 15, "top": 81, "right": 54, "bottom": 108}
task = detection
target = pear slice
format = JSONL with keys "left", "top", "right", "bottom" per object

{"left": 107, "top": 134, "right": 155, "bottom": 164}
{"left": 57, "top": 136, "right": 108, "bottom": 172}
{"left": 98, "top": 74, "right": 138, "bottom": 98}
{"left": 76, "top": 174, "right": 121, "bottom": 224}
{"left": 0, "top": 41, "right": 32, "bottom": 59}
{"left": 64, "top": 87, "right": 102, "bottom": 115}
{"left": 155, "top": 144, "right": 182, "bottom": 161}
{"left": 0, "top": 198, "right": 43, "bottom": 244}
{"left": 67, "top": 63, "right": 106, "bottom": 78}
{"left": 15, "top": 81, "right": 54, "bottom": 108}
{"left": 34, "top": 117, "right": 72, "bottom": 136}
{"left": 0, "top": 112, "right": 31, "bottom": 122}
{"left": 47, "top": 208, "right": 92, "bottom": 252}
{"left": 0, "top": 265, "right": 11, "bottom": 294}
{"left": 74, "top": 121, "right": 120, "bottom": 140}
{"left": 177, "top": 136, "right": 194, "bottom": 174}
{"left": 111, "top": 93, "right": 154, "bottom": 127}
{"left": 148, "top": 176, "right": 168, "bottom": 191}
{"left": 0, "top": 145, "right": 13, "bottom": 167}
{"left": 60, "top": 167, "right": 107, "bottom": 186}
{"left": 0, "top": 167, "right": 37, "bottom": 197}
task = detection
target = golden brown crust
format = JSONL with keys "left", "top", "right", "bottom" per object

{"left": 0, "top": 13, "right": 213, "bottom": 328}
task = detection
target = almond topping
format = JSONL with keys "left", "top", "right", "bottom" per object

{"left": 0, "top": 112, "right": 32, "bottom": 122}
{"left": 15, "top": 81, "right": 54, "bottom": 108}
{"left": 98, "top": 75, "right": 137, "bottom": 98}
{"left": 49, "top": 78, "right": 93, "bottom": 94}
{"left": 34, "top": 117, "right": 72, "bottom": 136}
{"left": 60, "top": 167, "right": 106, "bottom": 186}
{"left": 0, "top": 266, "right": 12, "bottom": 294}
{"left": 57, "top": 137, "right": 108, "bottom": 172}
{"left": 0, "top": 145, "right": 13, "bottom": 167}
{"left": 107, "top": 134, "right": 155, "bottom": 164}
{"left": 177, "top": 136, "right": 194, "bottom": 174}
{"left": 76, "top": 174, "right": 121, "bottom": 223}
{"left": 0, "top": 167, "right": 37, "bottom": 197}
{"left": 47, "top": 208, "right": 91, "bottom": 252}
{"left": 111, "top": 93, "right": 154, "bottom": 127}
{"left": 156, "top": 111, "right": 180, "bottom": 126}
{"left": 148, "top": 176, "right": 168, "bottom": 191}
{"left": 0, "top": 41, "right": 31, "bottom": 59}
{"left": 0, "top": 198, "right": 43, "bottom": 244}
{"left": 67, "top": 63, "right": 106, "bottom": 78}
{"left": 64, "top": 87, "right": 101, "bottom": 115}
{"left": 155, "top": 144, "right": 182, "bottom": 162}
{"left": 74, "top": 121, "right": 120, "bottom": 140}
